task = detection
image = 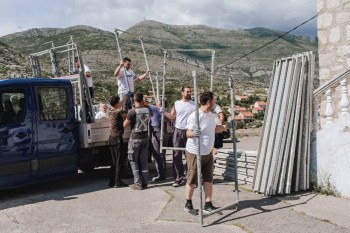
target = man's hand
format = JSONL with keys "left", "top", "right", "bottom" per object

{"left": 192, "top": 129, "right": 201, "bottom": 137}
{"left": 119, "top": 60, "right": 125, "bottom": 67}
{"left": 126, "top": 91, "right": 133, "bottom": 98}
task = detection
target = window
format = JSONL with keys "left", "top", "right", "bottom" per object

{"left": 0, "top": 89, "right": 26, "bottom": 126}
{"left": 38, "top": 87, "right": 69, "bottom": 121}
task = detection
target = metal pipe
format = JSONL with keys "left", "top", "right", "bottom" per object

{"left": 156, "top": 72, "right": 160, "bottom": 104}
{"left": 160, "top": 147, "right": 186, "bottom": 151}
{"left": 203, "top": 201, "right": 239, "bottom": 218}
{"left": 229, "top": 76, "right": 239, "bottom": 210}
{"left": 210, "top": 50, "right": 215, "bottom": 92}
{"left": 140, "top": 36, "right": 158, "bottom": 105}
{"left": 160, "top": 50, "right": 167, "bottom": 154}
{"left": 114, "top": 30, "right": 131, "bottom": 92}
{"left": 192, "top": 70, "right": 203, "bottom": 226}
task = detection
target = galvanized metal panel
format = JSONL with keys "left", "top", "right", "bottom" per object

{"left": 285, "top": 56, "right": 306, "bottom": 194}
{"left": 260, "top": 59, "right": 289, "bottom": 194}
{"left": 253, "top": 61, "right": 281, "bottom": 191}
{"left": 277, "top": 56, "right": 302, "bottom": 194}
{"left": 266, "top": 59, "right": 294, "bottom": 195}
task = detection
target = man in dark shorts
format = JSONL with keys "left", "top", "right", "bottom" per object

{"left": 184, "top": 92, "right": 228, "bottom": 215}
{"left": 108, "top": 95, "right": 130, "bottom": 188}
{"left": 123, "top": 93, "right": 150, "bottom": 190}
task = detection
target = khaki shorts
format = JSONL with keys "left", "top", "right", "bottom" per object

{"left": 185, "top": 150, "right": 214, "bottom": 185}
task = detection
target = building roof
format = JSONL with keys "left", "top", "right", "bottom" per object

{"left": 240, "top": 96, "right": 249, "bottom": 99}
{"left": 254, "top": 107, "right": 264, "bottom": 111}
{"left": 256, "top": 101, "right": 266, "bottom": 105}
{"left": 235, "top": 115, "right": 244, "bottom": 120}
{"left": 236, "top": 106, "right": 247, "bottom": 111}
{"left": 240, "top": 112, "right": 254, "bottom": 117}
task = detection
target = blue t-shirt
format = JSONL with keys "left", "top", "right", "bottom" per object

{"left": 149, "top": 105, "right": 167, "bottom": 131}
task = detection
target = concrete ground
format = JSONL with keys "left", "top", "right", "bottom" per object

{"left": 0, "top": 137, "right": 349, "bottom": 233}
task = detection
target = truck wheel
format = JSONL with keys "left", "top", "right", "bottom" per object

{"left": 79, "top": 163, "right": 95, "bottom": 173}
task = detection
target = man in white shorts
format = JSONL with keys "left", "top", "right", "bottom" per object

{"left": 114, "top": 57, "right": 150, "bottom": 110}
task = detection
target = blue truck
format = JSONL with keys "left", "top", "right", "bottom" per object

{"left": 0, "top": 78, "right": 80, "bottom": 189}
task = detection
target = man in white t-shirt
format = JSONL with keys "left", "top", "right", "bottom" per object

{"left": 95, "top": 103, "right": 108, "bottom": 119}
{"left": 75, "top": 57, "right": 93, "bottom": 99}
{"left": 184, "top": 91, "right": 228, "bottom": 215}
{"left": 170, "top": 86, "right": 195, "bottom": 187}
{"left": 114, "top": 57, "right": 150, "bottom": 110}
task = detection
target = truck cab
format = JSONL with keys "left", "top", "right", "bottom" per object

{"left": 0, "top": 78, "right": 78, "bottom": 190}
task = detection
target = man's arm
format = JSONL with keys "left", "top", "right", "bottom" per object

{"left": 218, "top": 112, "right": 224, "bottom": 125}
{"left": 215, "top": 125, "right": 228, "bottom": 133}
{"left": 120, "top": 95, "right": 129, "bottom": 106}
{"left": 123, "top": 119, "right": 131, "bottom": 128}
{"left": 114, "top": 61, "right": 124, "bottom": 77}
{"left": 135, "top": 70, "right": 150, "bottom": 82}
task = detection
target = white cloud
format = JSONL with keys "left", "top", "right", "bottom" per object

{"left": 0, "top": 0, "right": 317, "bottom": 37}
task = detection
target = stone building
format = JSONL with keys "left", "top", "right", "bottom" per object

{"left": 314, "top": 0, "right": 350, "bottom": 197}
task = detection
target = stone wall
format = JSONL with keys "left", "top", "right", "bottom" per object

{"left": 317, "top": 0, "right": 350, "bottom": 85}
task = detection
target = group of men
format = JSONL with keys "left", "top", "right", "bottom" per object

{"left": 81, "top": 56, "right": 229, "bottom": 215}
{"left": 108, "top": 58, "right": 227, "bottom": 215}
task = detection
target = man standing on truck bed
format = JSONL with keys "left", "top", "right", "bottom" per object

{"left": 108, "top": 95, "right": 130, "bottom": 188}
{"left": 114, "top": 57, "right": 150, "bottom": 110}
{"left": 75, "top": 57, "right": 93, "bottom": 99}
{"left": 123, "top": 93, "right": 150, "bottom": 190}
{"left": 171, "top": 86, "right": 195, "bottom": 187}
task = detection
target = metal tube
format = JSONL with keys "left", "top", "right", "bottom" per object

{"left": 156, "top": 72, "right": 160, "bottom": 104}
{"left": 229, "top": 76, "right": 239, "bottom": 210}
{"left": 140, "top": 36, "right": 158, "bottom": 105}
{"left": 114, "top": 30, "right": 131, "bottom": 92}
{"left": 203, "top": 201, "right": 239, "bottom": 218}
{"left": 210, "top": 50, "right": 215, "bottom": 92}
{"left": 192, "top": 70, "right": 203, "bottom": 226}
{"left": 49, "top": 49, "right": 60, "bottom": 77}
{"left": 160, "top": 50, "right": 167, "bottom": 154}
{"left": 160, "top": 147, "right": 186, "bottom": 151}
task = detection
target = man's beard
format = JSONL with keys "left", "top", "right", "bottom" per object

{"left": 185, "top": 94, "right": 191, "bottom": 100}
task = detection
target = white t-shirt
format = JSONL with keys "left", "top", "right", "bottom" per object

{"left": 84, "top": 65, "right": 93, "bottom": 87}
{"left": 174, "top": 100, "right": 195, "bottom": 130}
{"left": 186, "top": 110, "right": 216, "bottom": 155}
{"left": 212, "top": 104, "right": 223, "bottom": 125}
{"left": 116, "top": 68, "right": 138, "bottom": 94}
{"left": 95, "top": 111, "right": 107, "bottom": 119}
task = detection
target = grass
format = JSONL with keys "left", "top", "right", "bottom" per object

{"left": 233, "top": 222, "right": 252, "bottom": 233}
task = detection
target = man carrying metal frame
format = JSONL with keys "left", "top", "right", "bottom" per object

{"left": 171, "top": 86, "right": 195, "bottom": 187}
{"left": 184, "top": 91, "right": 228, "bottom": 215}
{"left": 114, "top": 57, "right": 150, "bottom": 110}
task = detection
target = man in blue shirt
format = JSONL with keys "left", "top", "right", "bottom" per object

{"left": 149, "top": 99, "right": 174, "bottom": 181}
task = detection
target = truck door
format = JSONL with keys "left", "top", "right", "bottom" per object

{"left": 35, "top": 85, "right": 77, "bottom": 180}
{"left": 0, "top": 87, "right": 34, "bottom": 189}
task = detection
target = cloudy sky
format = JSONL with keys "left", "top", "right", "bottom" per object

{"left": 0, "top": 0, "right": 317, "bottom": 37}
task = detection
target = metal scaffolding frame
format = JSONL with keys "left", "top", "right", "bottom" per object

{"left": 29, "top": 41, "right": 95, "bottom": 123}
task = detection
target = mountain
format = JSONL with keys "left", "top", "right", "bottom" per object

{"left": 0, "top": 21, "right": 318, "bottom": 103}
{"left": 0, "top": 40, "right": 31, "bottom": 79}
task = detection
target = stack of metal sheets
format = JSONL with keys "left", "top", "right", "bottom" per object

{"left": 252, "top": 52, "right": 315, "bottom": 195}
{"left": 214, "top": 148, "right": 258, "bottom": 185}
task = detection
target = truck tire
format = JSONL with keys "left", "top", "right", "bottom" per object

{"left": 79, "top": 163, "right": 95, "bottom": 173}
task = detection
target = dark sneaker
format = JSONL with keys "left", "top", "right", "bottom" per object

{"left": 184, "top": 204, "right": 198, "bottom": 215}
{"left": 130, "top": 184, "right": 143, "bottom": 190}
{"left": 152, "top": 176, "right": 166, "bottom": 182}
{"left": 203, "top": 204, "right": 223, "bottom": 215}
{"left": 108, "top": 182, "right": 114, "bottom": 187}
{"left": 142, "top": 183, "right": 148, "bottom": 189}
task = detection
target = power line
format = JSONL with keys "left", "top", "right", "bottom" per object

{"left": 214, "top": 15, "right": 317, "bottom": 72}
